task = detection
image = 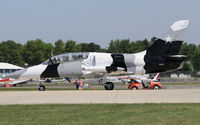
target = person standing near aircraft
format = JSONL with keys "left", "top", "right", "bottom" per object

{"left": 78, "top": 80, "right": 84, "bottom": 90}
{"left": 75, "top": 79, "right": 84, "bottom": 90}
{"left": 75, "top": 80, "right": 79, "bottom": 90}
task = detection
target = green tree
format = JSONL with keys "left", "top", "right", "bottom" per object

{"left": 119, "top": 39, "right": 131, "bottom": 53}
{"left": 108, "top": 39, "right": 150, "bottom": 53}
{"left": 54, "top": 39, "right": 65, "bottom": 55}
{"left": 78, "top": 43, "right": 88, "bottom": 52}
{"left": 65, "top": 40, "right": 81, "bottom": 52}
{"left": 79, "top": 42, "right": 102, "bottom": 52}
{"left": 149, "top": 37, "right": 157, "bottom": 45}
{"left": 45, "top": 43, "right": 54, "bottom": 58}
{"left": 180, "top": 43, "right": 197, "bottom": 57}
{"left": 107, "top": 40, "right": 121, "bottom": 53}
{"left": 179, "top": 42, "right": 188, "bottom": 55}
{"left": 191, "top": 47, "right": 200, "bottom": 72}
{"left": 23, "top": 39, "right": 53, "bottom": 65}
{"left": 130, "top": 39, "right": 150, "bottom": 53}
{"left": 107, "top": 40, "right": 116, "bottom": 53}
{"left": 179, "top": 43, "right": 198, "bottom": 71}
{"left": 88, "top": 42, "right": 101, "bottom": 52}
{"left": 182, "top": 61, "right": 194, "bottom": 71}
{"left": 0, "top": 40, "right": 24, "bottom": 66}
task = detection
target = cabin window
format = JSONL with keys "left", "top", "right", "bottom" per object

{"left": 43, "top": 52, "right": 89, "bottom": 65}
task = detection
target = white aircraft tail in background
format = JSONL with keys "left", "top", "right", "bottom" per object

{"left": 152, "top": 73, "right": 160, "bottom": 81}
{"left": 0, "top": 78, "right": 31, "bottom": 87}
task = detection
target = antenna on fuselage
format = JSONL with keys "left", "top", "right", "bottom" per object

{"left": 51, "top": 50, "right": 54, "bottom": 58}
{"left": 48, "top": 50, "right": 54, "bottom": 65}
{"left": 68, "top": 53, "right": 73, "bottom": 61}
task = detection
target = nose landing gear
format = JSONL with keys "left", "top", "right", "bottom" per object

{"left": 38, "top": 84, "right": 46, "bottom": 91}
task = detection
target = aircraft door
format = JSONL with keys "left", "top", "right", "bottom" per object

{"left": 91, "top": 56, "right": 96, "bottom": 66}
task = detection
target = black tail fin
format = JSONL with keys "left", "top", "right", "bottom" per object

{"left": 144, "top": 20, "right": 189, "bottom": 73}
{"left": 147, "top": 20, "right": 189, "bottom": 56}
{"left": 147, "top": 39, "right": 183, "bottom": 56}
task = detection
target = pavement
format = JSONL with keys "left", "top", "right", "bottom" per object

{"left": 10, "top": 84, "right": 200, "bottom": 90}
{"left": 1, "top": 89, "right": 200, "bottom": 105}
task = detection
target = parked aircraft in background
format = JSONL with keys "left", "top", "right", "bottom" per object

{"left": 0, "top": 77, "right": 70, "bottom": 88}
{"left": 5, "top": 20, "right": 189, "bottom": 91}
{"left": 0, "top": 78, "right": 31, "bottom": 87}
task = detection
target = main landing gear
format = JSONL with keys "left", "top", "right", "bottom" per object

{"left": 99, "top": 73, "right": 115, "bottom": 90}
{"left": 104, "top": 82, "right": 114, "bottom": 90}
{"left": 38, "top": 84, "right": 46, "bottom": 91}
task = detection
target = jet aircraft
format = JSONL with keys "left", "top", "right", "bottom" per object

{"left": 6, "top": 20, "right": 189, "bottom": 90}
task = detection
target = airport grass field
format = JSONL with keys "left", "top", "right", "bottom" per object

{"left": 0, "top": 104, "right": 200, "bottom": 125}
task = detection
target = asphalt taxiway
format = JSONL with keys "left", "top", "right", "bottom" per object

{"left": 1, "top": 89, "right": 200, "bottom": 105}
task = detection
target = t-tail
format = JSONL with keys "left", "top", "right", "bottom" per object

{"left": 152, "top": 73, "right": 160, "bottom": 81}
{"left": 144, "top": 20, "right": 189, "bottom": 73}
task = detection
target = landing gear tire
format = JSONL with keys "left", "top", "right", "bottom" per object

{"left": 104, "top": 82, "right": 114, "bottom": 90}
{"left": 39, "top": 85, "right": 46, "bottom": 91}
{"left": 153, "top": 85, "right": 160, "bottom": 90}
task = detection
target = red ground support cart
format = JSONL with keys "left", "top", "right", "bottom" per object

{"left": 127, "top": 78, "right": 162, "bottom": 90}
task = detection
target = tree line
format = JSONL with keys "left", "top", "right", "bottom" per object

{"left": 0, "top": 38, "right": 199, "bottom": 72}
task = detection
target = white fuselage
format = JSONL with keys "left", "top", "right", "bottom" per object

{"left": 6, "top": 52, "right": 147, "bottom": 79}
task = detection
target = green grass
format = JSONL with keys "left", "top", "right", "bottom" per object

{"left": 0, "top": 104, "right": 200, "bottom": 125}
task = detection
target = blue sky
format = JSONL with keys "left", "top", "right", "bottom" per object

{"left": 0, "top": 0, "right": 199, "bottom": 47}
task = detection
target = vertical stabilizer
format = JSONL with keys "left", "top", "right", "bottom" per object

{"left": 162, "top": 20, "right": 189, "bottom": 42}
{"left": 152, "top": 73, "right": 160, "bottom": 81}
{"left": 144, "top": 20, "right": 189, "bottom": 73}
{"left": 146, "top": 20, "right": 189, "bottom": 56}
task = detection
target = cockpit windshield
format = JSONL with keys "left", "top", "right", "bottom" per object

{"left": 42, "top": 52, "right": 89, "bottom": 65}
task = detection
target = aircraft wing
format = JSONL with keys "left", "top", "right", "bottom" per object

{"left": 37, "top": 78, "right": 71, "bottom": 83}
{"left": 0, "top": 78, "right": 31, "bottom": 85}
{"left": 9, "top": 78, "right": 31, "bottom": 85}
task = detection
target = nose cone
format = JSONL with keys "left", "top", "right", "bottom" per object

{"left": 5, "top": 68, "right": 27, "bottom": 79}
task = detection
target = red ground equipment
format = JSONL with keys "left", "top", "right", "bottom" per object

{"left": 127, "top": 78, "right": 162, "bottom": 90}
